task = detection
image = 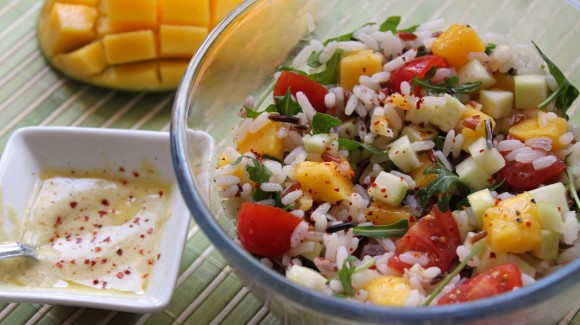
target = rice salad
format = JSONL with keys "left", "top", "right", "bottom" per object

{"left": 213, "top": 17, "right": 580, "bottom": 307}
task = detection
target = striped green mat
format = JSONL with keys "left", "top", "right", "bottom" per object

{"left": 0, "top": 1, "right": 578, "bottom": 324}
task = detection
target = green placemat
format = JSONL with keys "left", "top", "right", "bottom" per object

{"left": 0, "top": 1, "right": 577, "bottom": 325}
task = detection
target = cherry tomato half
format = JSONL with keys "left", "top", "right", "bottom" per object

{"left": 498, "top": 154, "right": 565, "bottom": 190}
{"left": 273, "top": 71, "right": 329, "bottom": 112}
{"left": 388, "top": 205, "right": 461, "bottom": 273}
{"left": 389, "top": 55, "right": 450, "bottom": 95}
{"left": 436, "top": 263, "right": 523, "bottom": 305}
{"left": 237, "top": 202, "right": 304, "bottom": 258}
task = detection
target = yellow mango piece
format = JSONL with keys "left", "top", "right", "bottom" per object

{"left": 508, "top": 116, "right": 568, "bottom": 150}
{"left": 236, "top": 119, "right": 285, "bottom": 160}
{"left": 365, "top": 202, "right": 412, "bottom": 225}
{"left": 161, "top": 0, "right": 210, "bottom": 26}
{"left": 339, "top": 50, "right": 383, "bottom": 91}
{"left": 107, "top": 0, "right": 158, "bottom": 32}
{"left": 459, "top": 106, "right": 496, "bottom": 151}
{"left": 210, "top": 0, "right": 243, "bottom": 28}
{"left": 52, "top": 41, "right": 106, "bottom": 78}
{"left": 92, "top": 62, "right": 160, "bottom": 91}
{"left": 483, "top": 192, "right": 542, "bottom": 254}
{"left": 431, "top": 24, "right": 485, "bottom": 68}
{"left": 102, "top": 30, "right": 157, "bottom": 64}
{"left": 41, "top": 3, "right": 97, "bottom": 57}
{"left": 160, "top": 25, "right": 209, "bottom": 58}
{"left": 159, "top": 60, "right": 190, "bottom": 89}
{"left": 409, "top": 153, "right": 437, "bottom": 190}
{"left": 363, "top": 276, "right": 412, "bottom": 307}
{"left": 389, "top": 93, "right": 414, "bottom": 110}
{"left": 216, "top": 153, "right": 244, "bottom": 180}
{"left": 492, "top": 73, "right": 515, "bottom": 92}
{"left": 294, "top": 161, "right": 354, "bottom": 204}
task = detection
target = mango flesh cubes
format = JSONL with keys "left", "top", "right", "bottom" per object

{"left": 38, "top": 0, "right": 243, "bottom": 91}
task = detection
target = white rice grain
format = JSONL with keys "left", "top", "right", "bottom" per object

{"left": 383, "top": 55, "right": 406, "bottom": 72}
{"left": 497, "top": 139, "right": 525, "bottom": 152}
{"left": 289, "top": 209, "right": 305, "bottom": 218}
{"left": 296, "top": 91, "right": 316, "bottom": 121}
{"left": 249, "top": 111, "right": 270, "bottom": 133}
{"left": 434, "top": 150, "right": 454, "bottom": 171}
{"left": 411, "top": 140, "right": 435, "bottom": 152}
{"left": 284, "top": 146, "right": 306, "bottom": 165}
{"left": 562, "top": 212, "right": 579, "bottom": 245}
{"left": 359, "top": 75, "right": 381, "bottom": 92}
{"left": 515, "top": 149, "right": 544, "bottom": 163}
{"left": 260, "top": 182, "right": 283, "bottom": 193}
{"left": 290, "top": 221, "right": 309, "bottom": 248}
{"left": 371, "top": 71, "right": 391, "bottom": 83}
{"left": 390, "top": 170, "right": 416, "bottom": 189}
{"left": 532, "top": 155, "right": 557, "bottom": 170}
{"left": 337, "top": 41, "right": 369, "bottom": 52}
{"left": 560, "top": 132, "right": 574, "bottom": 146}
{"left": 353, "top": 84, "right": 377, "bottom": 106}
{"left": 358, "top": 32, "right": 380, "bottom": 51}
{"left": 214, "top": 175, "right": 240, "bottom": 187}
{"left": 505, "top": 146, "right": 533, "bottom": 161}
{"left": 443, "top": 130, "right": 455, "bottom": 157}
{"left": 345, "top": 92, "right": 359, "bottom": 116}
{"left": 399, "top": 251, "right": 429, "bottom": 266}
{"left": 325, "top": 92, "right": 336, "bottom": 110}
{"left": 282, "top": 190, "right": 303, "bottom": 206}
{"left": 320, "top": 41, "right": 338, "bottom": 64}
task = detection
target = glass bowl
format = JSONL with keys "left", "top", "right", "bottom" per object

{"left": 171, "top": 1, "right": 580, "bottom": 324}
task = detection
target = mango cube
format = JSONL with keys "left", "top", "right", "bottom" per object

{"left": 339, "top": 50, "right": 383, "bottom": 91}
{"left": 102, "top": 30, "right": 157, "bottom": 64}
{"left": 93, "top": 62, "right": 159, "bottom": 90}
{"left": 363, "top": 276, "right": 412, "bottom": 307}
{"left": 42, "top": 3, "right": 97, "bottom": 57}
{"left": 160, "top": 25, "right": 209, "bottom": 58}
{"left": 53, "top": 41, "right": 107, "bottom": 77}
{"left": 431, "top": 24, "right": 485, "bottom": 68}
{"left": 210, "top": 0, "right": 243, "bottom": 28}
{"left": 483, "top": 192, "right": 542, "bottom": 254}
{"left": 106, "top": 0, "right": 158, "bottom": 32}
{"left": 294, "top": 161, "right": 354, "bottom": 204}
{"left": 508, "top": 116, "right": 567, "bottom": 150}
{"left": 159, "top": 60, "right": 190, "bottom": 89}
{"left": 409, "top": 153, "right": 437, "bottom": 189}
{"left": 161, "top": 0, "right": 210, "bottom": 26}
{"left": 236, "top": 119, "right": 285, "bottom": 160}
{"left": 459, "top": 106, "right": 496, "bottom": 151}
{"left": 365, "top": 202, "right": 412, "bottom": 225}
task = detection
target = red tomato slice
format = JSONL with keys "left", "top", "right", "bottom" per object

{"left": 389, "top": 55, "right": 450, "bottom": 96}
{"left": 498, "top": 154, "right": 565, "bottom": 190}
{"left": 237, "top": 202, "right": 303, "bottom": 258}
{"left": 388, "top": 205, "right": 461, "bottom": 273}
{"left": 436, "top": 263, "right": 523, "bottom": 305}
{"left": 273, "top": 71, "right": 329, "bottom": 113}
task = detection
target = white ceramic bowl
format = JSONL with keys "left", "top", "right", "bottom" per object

{"left": 0, "top": 126, "right": 189, "bottom": 313}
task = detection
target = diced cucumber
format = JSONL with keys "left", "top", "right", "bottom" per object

{"left": 531, "top": 229, "right": 560, "bottom": 260}
{"left": 303, "top": 133, "right": 338, "bottom": 155}
{"left": 529, "top": 182, "right": 569, "bottom": 217}
{"left": 336, "top": 119, "right": 358, "bottom": 140}
{"left": 514, "top": 74, "right": 548, "bottom": 109}
{"left": 431, "top": 94, "right": 467, "bottom": 132}
{"left": 467, "top": 188, "right": 494, "bottom": 229}
{"left": 286, "top": 264, "right": 327, "bottom": 291}
{"left": 368, "top": 171, "right": 409, "bottom": 206}
{"left": 476, "top": 244, "right": 536, "bottom": 278}
{"left": 455, "top": 156, "right": 493, "bottom": 191}
{"left": 479, "top": 88, "right": 514, "bottom": 119}
{"left": 537, "top": 202, "right": 564, "bottom": 233}
{"left": 457, "top": 59, "right": 496, "bottom": 89}
{"left": 400, "top": 123, "right": 438, "bottom": 142}
{"left": 468, "top": 137, "right": 506, "bottom": 174}
{"left": 405, "top": 101, "right": 436, "bottom": 125}
{"left": 301, "top": 241, "right": 323, "bottom": 261}
{"left": 387, "top": 135, "right": 421, "bottom": 173}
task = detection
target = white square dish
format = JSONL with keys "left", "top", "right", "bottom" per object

{"left": 0, "top": 126, "right": 190, "bottom": 313}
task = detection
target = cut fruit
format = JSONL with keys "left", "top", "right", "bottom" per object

{"left": 38, "top": 0, "right": 243, "bottom": 91}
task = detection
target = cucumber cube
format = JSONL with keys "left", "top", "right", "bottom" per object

{"left": 400, "top": 123, "right": 438, "bottom": 142}
{"left": 529, "top": 182, "right": 569, "bottom": 217}
{"left": 368, "top": 171, "right": 408, "bottom": 206}
{"left": 405, "top": 102, "right": 436, "bottom": 125}
{"left": 387, "top": 135, "right": 421, "bottom": 173}
{"left": 301, "top": 241, "right": 323, "bottom": 261}
{"left": 479, "top": 89, "right": 514, "bottom": 119}
{"left": 467, "top": 188, "right": 494, "bottom": 229}
{"left": 303, "top": 133, "right": 338, "bottom": 155}
{"left": 455, "top": 156, "right": 493, "bottom": 191}
{"left": 531, "top": 229, "right": 560, "bottom": 260}
{"left": 514, "top": 74, "right": 548, "bottom": 109}
{"left": 287, "top": 264, "right": 327, "bottom": 291}
{"left": 431, "top": 94, "right": 467, "bottom": 132}
{"left": 457, "top": 59, "right": 496, "bottom": 89}
{"left": 468, "top": 137, "right": 506, "bottom": 174}
{"left": 336, "top": 119, "right": 358, "bottom": 140}
{"left": 537, "top": 202, "right": 564, "bottom": 233}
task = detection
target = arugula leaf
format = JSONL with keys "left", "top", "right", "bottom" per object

{"left": 337, "top": 257, "right": 375, "bottom": 297}
{"left": 337, "top": 138, "right": 388, "bottom": 155}
{"left": 274, "top": 88, "right": 303, "bottom": 116}
{"left": 353, "top": 219, "right": 408, "bottom": 238}
{"left": 416, "top": 161, "right": 471, "bottom": 212}
{"left": 309, "top": 49, "right": 343, "bottom": 85}
{"left": 378, "top": 16, "right": 401, "bottom": 33}
{"left": 565, "top": 153, "right": 580, "bottom": 217}
{"left": 411, "top": 66, "right": 482, "bottom": 96}
{"left": 485, "top": 43, "right": 496, "bottom": 55}
{"left": 245, "top": 105, "right": 277, "bottom": 119}
{"left": 422, "top": 240, "right": 486, "bottom": 306}
{"left": 230, "top": 155, "right": 272, "bottom": 184}
{"left": 312, "top": 113, "right": 342, "bottom": 134}
{"left": 279, "top": 66, "right": 308, "bottom": 76}
{"left": 307, "top": 51, "right": 323, "bottom": 68}
{"left": 398, "top": 24, "right": 420, "bottom": 33}
{"left": 533, "top": 42, "right": 579, "bottom": 118}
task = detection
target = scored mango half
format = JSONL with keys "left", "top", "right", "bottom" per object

{"left": 38, "top": 0, "right": 243, "bottom": 91}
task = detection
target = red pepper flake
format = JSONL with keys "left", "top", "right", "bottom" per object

{"left": 116, "top": 272, "right": 124, "bottom": 279}
{"left": 490, "top": 252, "right": 497, "bottom": 258}
{"left": 147, "top": 228, "right": 154, "bottom": 235}
{"left": 380, "top": 188, "right": 386, "bottom": 193}
{"left": 122, "top": 180, "right": 128, "bottom": 186}
{"left": 55, "top": 261, "right": 63, "bottom": 269}
{"left": 70, "top": 202, "right": 78, "bottom": 208}
{"left": 133, "top": 171, "right": 140, "bottom": 178}
{"left": 55, "top": 216, "right": 62, "bottom": 226}
{"left": 98, "top": 210, "right": 107, "bottom": 217}
{"left": 90, "top": 260, "right": 96, "bottom": 267}
{"left": 133, "top": 217, "right": 140, "bottom": 225}
{"left": 101, "top": 199, "right": 110, "bottom": 206}
{"left": 397, "top": 31, "right": 417, "bottom": 41}
{"left": 157, "top": 253, "right": 161, "bottom": 260}
{"left": 84, "top": 259, "right": 90, "bottom": 264}
{"left": 84, "top": 216, "right": 89, "bottom": 221}
{"left": 93, "top": 279, "right": 99, "bottom": 285}
{"left": 525, "top": 221, "right": 532, "bottom": 228}
{"left": 116, "top": 249, "right": 123, "bottom": 256}
{"left": 119, "top": 167, "right": 125, "bottom": 173}
{"left": 143, "top": 274, "right": 149, "bottom": 279}
{"left": 70, "top": 259, "right": 76, "bottom": 264}
{"left": 79, "top": 226, "right": 84, "bottom": 231}
{"left": 102, "top": 236, "right": 111, "bottom": 243}
{"left": 124, "top": 269, "right": 131, "bottom": 275}
{"left": 101, "top": 258, "right": 108, "bottom": 264}
{"left": 148, "top": 259, "right": 154, "bottom": 265}
{"left": 479, "top": 149, "right": 485, "bottom": 153}
{"left": 95, "top": 247, "right": 102, "bottom": 253}
{"left": 158, "top": 191, "right": 164, "bottom": 198}
{"left": 334, "top": 188, "right": 340, "bottom": 192}
{"left": 138, "top": 249, "right": 144, "bottom": 255}
{"left": 140, "top": 234, "right": 146, "bottom": 239}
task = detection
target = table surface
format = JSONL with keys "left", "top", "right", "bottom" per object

{"left": 0, "top": 1, "right": 578, "bottom": 325}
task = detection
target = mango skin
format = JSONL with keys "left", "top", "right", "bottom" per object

{"left": 38, "top": 0, "right": 243, "bottom": 91}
